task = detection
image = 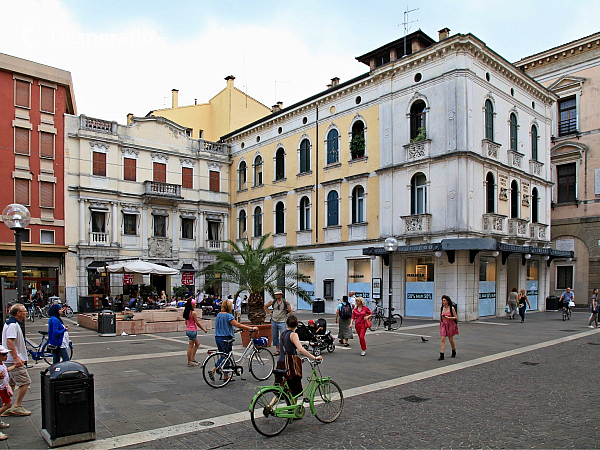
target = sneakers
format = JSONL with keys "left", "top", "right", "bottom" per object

{"left": 360, "top": 351, "right": 366, "bottom": 356}
{"left": 0, "top": 421, "right": 8, "bottom": 428}
{"left": 9, "top": 406, "right": 30, "bottom": 416}
{"left": 0, "top": 431, "right": 7, "bottom": 440}
{"left": 588, "top": 325, "right": 595, "bottom": 329}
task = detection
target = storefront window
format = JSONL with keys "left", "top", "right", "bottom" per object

{"left": 526, "top": 260, "right": 539, "bottom": 310}
{"left": 0, "top": 266, "right": 58, "bottom": 298}
{"left": 88, "top": 269, "right": 110, "bottom": 296}
{"left": 405, "top": 256, "right": 434, "bottom": 317}
{"left": 479, "top": 257, "right": 496, "bottom": 316}
{"left": 347, "top": 259, "right": 371, "bottom": 301}
{"left": 297, "top": 261, "right": 314, "bottom": 311}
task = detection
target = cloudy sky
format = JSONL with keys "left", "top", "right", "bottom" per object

{"left": 3, "top": 0, "right": 598, "bottom": 125}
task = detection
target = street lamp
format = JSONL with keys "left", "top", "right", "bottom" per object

{"left": 383, "top": 237, "right": 398, "bottom": 331}
{"left": 2, "top": 204, "right": 31, "bottom": 304}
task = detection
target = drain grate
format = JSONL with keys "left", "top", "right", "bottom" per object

{"left": 521, "top": 362, "right": 539, "bottom": 366}
{"left": 403, "top": 395, "right": 430, "bottom": 403}
{"left": 559, "top": 330, "right": 578, "bottom": 332}
{"left": 587, "top": 342, "right": 600, "bottom": 346}
{"left": 199, "top": 421, "right": 215, "bottom": 426}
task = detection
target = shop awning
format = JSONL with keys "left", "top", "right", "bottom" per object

{"left": 98, "top": 260, "right": 179, "bottom": 275}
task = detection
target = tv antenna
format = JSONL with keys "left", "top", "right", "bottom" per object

{"left": 400, "top": 6, "right": 419, "bottom": 57}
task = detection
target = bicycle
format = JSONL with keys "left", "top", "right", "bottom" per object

{"left": 562, "top": 302, "right": 572, "bottom": 321}
{"left": 201, "top": 330, "right": 275, "bottom": 388}
{"left": 25, "top": 331, "right": 74, "bottom": 365}
{"left": 368, "top": 301, "right": 402, "bottom": 331}
{"left": 249, "top": 358, "right": 343, "bottom": 437}
{"left": 42, "top": 299, "right": 74, "bottom": 318}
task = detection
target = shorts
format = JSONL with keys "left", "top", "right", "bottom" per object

{"left": 0, "top": 389, "right": 10, "bottom": 405}
{"left": 186, "top": 331, "right": 198, "bottom": 341}
{"left": 7, "top": 365, "right": 31, "bottom": 388}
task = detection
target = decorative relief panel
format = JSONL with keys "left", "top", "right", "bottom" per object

{"left": 481, "top": 139, "right": 500, "bottom": 159}
{"left": 507, "top": 150, "right": 523, "bottom": 168}
{"left": 90, "top": 141, "right": 109, "bottom": 151}
{"left": 404, "top": 140, "right": 431, "bottom": 162}
{"left": 121, "top": 147, "right": 139, "bottom": 156}
{"left": 483, "top": 213, "right": 506, "bottom": 234}
{"left": 148, "top": 238, "right": 172, "bottom": 258}
{"left": 151, "top": 153, "right": 169, "bottom": 161}
{"left": 498, "top": 174, "right": 509, "bottom": 201}
{"left": 529, "top": 160, "right": 543, "bottom": 176}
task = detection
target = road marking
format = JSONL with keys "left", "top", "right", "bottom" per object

{"left": 471, "top": 321, "right": 509, "bottom": 326}
{"left": 66, "top": 327, "right": 600, "bottom": 449}
{"left": 394, "top": 332, "right": 433, "bottom": 337}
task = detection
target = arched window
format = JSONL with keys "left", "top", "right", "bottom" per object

{"left": 326, "top": 129, "right": 339, "bottom": 165}
{"left": 238, "top": 161, "right": 247, "bottom": 190}
{"left": 486, "top": 172, "right": 495, "bottom": 214}
{"left": 299, "top": 139, "right": 310, "bottom": 174}
{"left": 253, "top": 206, "right": 262, "bottom": 237}
{"left": 510, "top": 113, "right": 518, "bottom": 151}
{"left": 238, "top": 210, "right": 247, "bottom": 239}
{"left": 253, "top": 155, "right": 263, "bottom": 187}
{"left": 511, "top": 180, "right": 519, "bottom": 218}
{"left": 411, "top": 173, "right": 427, "bottom": 215}
{"left": 532, "top": 188, "right": 539, "bottom": 223}
{"left": 327, "top": 190, "right": 339, "bottom": 226}
{"left": 299, "top": 196, "right": 310, "bottom": 231}
{"left": 410, "top": 101, "right": 426, "bottom": 140}
{"left": 275, "top": 202, "right": 285, "bottom": 234}
{"left": 352, "top": 186, "right": 365, "bottom": 224}
{"left": 350, "top": 121, "right": 365, "bottom": 160}
{"left": 531, "top": 125, "right": 538, "bottom": 161}
{"left": 485, "top": 99, "right": 494, "bottom": 141}
{"left": 275, "top": 148, "right": 285, "bottom": 181}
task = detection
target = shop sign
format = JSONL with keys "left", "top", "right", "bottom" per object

{"left": 123, "top": 274, "right": 134, "bottom": 285}
{"left": 182, "top": 272, "right": 194, "bottom": 285}
{"left": 372, "top": 278, "right": 381, "bottom": 299}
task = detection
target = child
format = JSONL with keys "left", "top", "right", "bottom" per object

{"left": 307, "top": 320, "right": 323, "bottom": 336}
{"left": 0, "top": 345, "right": 13, "bottom": 440}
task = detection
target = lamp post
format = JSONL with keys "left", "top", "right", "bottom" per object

{"left": 2, "top": 204, "right": 31, "bottom": 304}
{"left": 384, "top": 237, "right": 398, "bottom": 331}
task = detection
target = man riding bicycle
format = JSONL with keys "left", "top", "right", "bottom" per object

{"left": 560, "top": 287, "right": 575, "bottom": 313}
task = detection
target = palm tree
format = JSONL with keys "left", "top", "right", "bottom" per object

{"left": 201, "top": 234, "right": 313, "bottom": 324}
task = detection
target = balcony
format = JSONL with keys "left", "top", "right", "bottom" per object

{"left": 481, "top": 139, "right": 500, "bottom": 159}
{"left": 80, "top": 115, "right": 117, "bottom": 134}
{"left": 206, "top": 240, "right": 222, "bottom": 250}
{"left": 530, "top": 223, "right": 549, "bottom": 241}
{"left": 508, "top": 218, "right": 529, "bottom": 240}
{"left": 401, "top": 214, "right": 432, "bottom": 234}
{"left": 143, "top": 181, "right": 182, "bottom": 202}
{"left": 404, "top": 139, "right": 431, "bottom": 162}
{"left": 529, "top": 159, "right": 543, "bottom": 177}
{"left": 482, "top": 213, "right": 506, "bottom": 235}
{"left": 507, "top": 150, "right": 524, "bottom": 169}
{"left": 201, "top": 140, "right": 228, "bottom": 155}
{"left": 89, "top": 232, "right": 109, "bottom": 245}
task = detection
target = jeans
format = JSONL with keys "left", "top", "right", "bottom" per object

{"left": 271, "top": 321, "right": 287, "bottom": 347}
{"left": 518, "top": 306, "right": 526, "bottom": 322}
{"left": 52, "top": 347, "right": 70, "bottom": 365}
{"left": 215, "top": 336, "right": 233, "bottom": 368}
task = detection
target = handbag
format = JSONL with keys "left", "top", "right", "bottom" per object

{"left": 365, "top": 318, "right": 372, "bottom": 328}
{"left": 505, "top": 305, "right": 511, "bottom": 313}
{"left": 284, "top": 354, "right": 302, "bottom": 378}
{"left": 46, "top": 344, "right": 59, "bottom": 354}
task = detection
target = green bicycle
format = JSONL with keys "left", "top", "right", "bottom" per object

{"left": 249, "top": 358, "right": 343, "bottom": 437}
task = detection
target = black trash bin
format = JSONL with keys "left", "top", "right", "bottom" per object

{"left": 312, "top": 298, "right": 325, "bottom": 314}
{"left": 41, "top": 361, "right": 95, "bottom": 447}
{"left": 78, "top": 296, "right": 95, "bottom": 313}
{"left": 97, "top": 311, "right": 117, "bottom": 336}
{"left": 546, "top": 295, "right": 559, "bottom": 310}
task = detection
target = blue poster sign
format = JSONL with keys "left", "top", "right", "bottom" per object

{"left": 526, "top": 280, "right": 538, "bottom": 310}
{"left": 297, "top": 282, "right": 314, "bottom": 310}
{"left": 348, "top": 282, "right": 371, "bottom": 305}
{"left": 478, "top": 281, "right": 496, "bottom": 317}
{"left": 405, "top": 282, "right": 434, "bottom": 317}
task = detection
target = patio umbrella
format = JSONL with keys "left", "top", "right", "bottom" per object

{"left": 97, "top": 260, "right": 179, "bottom": 275}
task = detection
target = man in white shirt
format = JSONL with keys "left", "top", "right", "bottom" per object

{"left": 234, "top": 294, "right": 243, "bottom": 322}
{"left": 348, "top": 291, "right": 357, "bottom": 308}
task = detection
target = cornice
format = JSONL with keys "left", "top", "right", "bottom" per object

{"left": 515, "top": 34, "right": 600, "bottom": 69}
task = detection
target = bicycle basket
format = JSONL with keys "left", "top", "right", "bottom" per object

{"left": 253, "top": 337, "right": 268, "bottom": 347}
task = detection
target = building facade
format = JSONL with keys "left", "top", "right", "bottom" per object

{"left": 0, "top": 53, "right": 76, "bottom": 303}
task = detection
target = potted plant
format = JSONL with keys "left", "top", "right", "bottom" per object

{"left": 411, "top": 127, "right": 427, "bottom": 143}
{"left": 350, "top": 133, "right": 365, "bottom": 159}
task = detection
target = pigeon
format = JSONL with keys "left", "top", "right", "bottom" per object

{"left": 421, "top": 337, "right": 428, "bottom": 343}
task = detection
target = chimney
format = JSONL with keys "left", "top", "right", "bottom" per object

{"left": 272, "top": 103, "right": 281, "bottom": 112}
{"left": 331, "top": 77, "right": 340, "bottom": 87}
{"left": 126, "top": 113, "right": 133, "bottom": 125}
{"left": 225, "top": 75, "right": 235, "bottom": 88}
{"left": 171, "top": 89, "right": 179, "bottom": 108}
{"left": 438, "top": 27, "right": 450, "bottom": 41}
{"left": 277, "top": 101, "right": 283, "bottom": 110}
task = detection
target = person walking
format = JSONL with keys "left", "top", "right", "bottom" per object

{"left": 507, "top": 287, "right": 518, "bottom": 320}
{"left": 349, "top": 297, "right": 372, "bottom": 356}
{"left": 47, "top": 304, "right": 70, "bottom": 364}
{"left": 265, "top": 290, "right": 292, "bottom": 356}
{"left": 335, "top": 295, "right": 353, "bottom": 347}
{"left": 183, "top": 299, "right": 208, "bottom": 367}
{"left": 588, "top": 288, "right": 599, "bottom": 328}
{"left": 1, "top": 304, "right": 30, "bottom": 416}
{"left": 348, "top": 291, "right": 357, "bottom": 308}
{"left": 518, "top": 289, "right": 531, "bottom": 323}
{"left": 439, "top": 295, "right": 458, "bottom": 360}
{"left": 0, "top": 346, "right": 13, "bottom": 439}
{"left": 234, "top": 294, "right": 242, "bottom": 323}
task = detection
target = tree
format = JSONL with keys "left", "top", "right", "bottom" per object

{"left": 201, "top": 234, "right": 313, "bottom": 324}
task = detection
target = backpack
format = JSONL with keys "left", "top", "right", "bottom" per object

{"left": 340, "top": 303, "right": 352, "bottom": 320}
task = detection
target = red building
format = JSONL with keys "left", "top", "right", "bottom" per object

{"left": 0, "top": 53, "right": 76, "bottom": 303}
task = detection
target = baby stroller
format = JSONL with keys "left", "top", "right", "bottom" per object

{"left": 302, "top": 318, "right": 335, "bottom": 356}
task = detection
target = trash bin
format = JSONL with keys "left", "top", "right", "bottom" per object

{"left": 97, "top": 311, "right": 117, "bottom": 336}
{"left": 312, "top": 298, "right": 325, "bottom": 314}
{"left": 78, "top": 296, "right": 94, "bottom": 313}
{"left": 41, "top": 361, "right": 95, "bottom": 447}
{"left": 546, "top": 295, "right": 559, "bottom": 311}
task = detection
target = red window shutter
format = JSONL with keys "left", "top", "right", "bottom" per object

{"left": 15, "top": 80, "right": 29, "bottom": 108}
{"left": 124, "top": 158, "right": 136, "bottom": 181}
{"left": 153, "top": 162, "right": 166, "bottom": 183}
{"left": 182, "top": 167, "right": 193, "bottom": 189}
{"left": 40, "top": 182, "right": 54, "bottom": 208}
{"left": 93, "top": 152, "right": 106, "bottom": 176}
{"left": 209, "top": 170, "right": 220, "bottom": 192}
{"left": 40, "top": 132, "right": 54, "bottom": 158}
{"left": 15, "top": 179, "right": 29, "bottom": 205}
{"left": 40, "top": 86, "right": 55, "bottom": 113}
{"left": 15, "top": 128, "right": 29, "bottom": 154}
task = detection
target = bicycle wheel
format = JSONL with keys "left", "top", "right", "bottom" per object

{"left": 65, "top": 306, "right": 74, "bottom": 318}
{"left": 42, "top": 344, "right": 54, "bottom": 365}
{"left": 369, "top": 315, "right": 381, "bottom": 331}
{"left": 202, "top": 352, "right": 234, "bottom": 388}
{"left": 389, "top": 314, "right": 403, "bottom": 331}
{"left": 28, "top": 309, "right": 34, "bottom": 322}
{"left": 312, "top": 379, "right": 343, "bottom": 423}
{"left": 249, "top": 348, "right": 274, "bottom": 381}
{"left": 562, "top": 309, "right": 567, "bottom": 321}
{"left": 250, "top": 387, "right": 291, "bottom": 437}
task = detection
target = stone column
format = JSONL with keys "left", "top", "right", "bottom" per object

{"left": 111, "top": 202, "right": 118, "bottom": 245}
{"left": 142, "top": 206, "right": 148, "bottom": 253}
{"left": 223, "top": 214, "right": 228, "bottom": 250}
{"left": 198, "top": 211, "right": 204, "bottom": 248}
{"left": 172, "top": 208, "right": 178, "bottom": 248}
{"left": 79, "top": 199, "right": 86, "bottom": 244}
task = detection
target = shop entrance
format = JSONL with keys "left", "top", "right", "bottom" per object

{"left": 526, "top": 260, "right": 539, "bottom": 310}
{"left": 405, "top": 256, "right": 435, "bottom": 317}
{"left": 479, "top": 257, "right": 497, "bottom": 316}
{"left": 297, "top": 261, "right": 314, "bottom": 310}
{"left": 506, "top": 257, "right": 520, "bottom": 301}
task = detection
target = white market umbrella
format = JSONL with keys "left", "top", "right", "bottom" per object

{"left": 97, "top": 260, "right": 179, "bottom": 275}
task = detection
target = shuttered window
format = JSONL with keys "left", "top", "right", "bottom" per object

{"left": 93, "top": 152, "right": 106, "bottom": 176}
{"left": 40, "top": 182, "right": 54, "bottom": 208}
{"left": 209, "top": 170, "right": 220, "bottom": 192}
{"left": 15, "top": 128, "right": 29, "bottom": 155}
{"left": 40, "top": 230, "right": 55, "bottom": 244}
{"left": 40, "top": 86, "right": 55, "bottom": 113}
{"left": 124, "top": 158, "right": 136, "bottom": 181}
{"left": 15, "top": 179, "right": 29, "bottom": 205}
{"left": 182, "top": 167, "right": 193, "bottom": 189}
{"left": 15, "top": 80, "right": 30, "bottom": 108}
{"left": 40, "top": 132, "right": 54, "bottom": 158}
{"left": 153, "top": 162, "right": 166, "bottom": 182}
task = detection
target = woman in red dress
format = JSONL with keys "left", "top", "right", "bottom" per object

{"left": 350, "top": 297, "right": 373, "bottom": 356}
{"left": 439, "top": 295, "right": 458, "bottom": 360}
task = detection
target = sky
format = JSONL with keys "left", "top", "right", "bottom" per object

{"left": 2, "top": 0, "right": 599, "bottom": 126}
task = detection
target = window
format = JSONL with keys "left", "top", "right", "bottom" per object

{"left": 323, "top": 279, "right": 334, "bottom": 300}
{"left": 40, "top": 132, "right": 54, "bottom": 158}
{"left": 153, "top": 162, "right": 166, "bottom": 183}
{"left": 124, "top": 158, "right": 136, "bottom": 181}
{"left": 40, "top": 230, "right": 55, "bottom": 244}
{"left": 485, "top": 99, "right": 494, "bottom": 140}
{"left": 93, "top": 152, "right": 106, "bottom": 176}
{"left": 352, "top": 186, "right": 365, "bottom": 223}
{"left": 531, "top": 125, "right": 538, "bottom": 161}
{"left": 91, "top": 211, "right": 106, "bottom": 233}
{"left": 182, "top": 167, "right": 194, "bottom": 189}
{"left": 299, "top": 139, "right": 310, "bottom": 173}
{"left": 238, "top": 210, "right": 247, "bottom": 239}
{"left": 326, "top": 130, "right": 339, "bottom": 164}
{"left": 209, "top": 170, "right": 220, "bottom": 192}
{"left": 375, "top": 52, "right": 390, "bottom": 67}
{"left": 557, "top": 163, "right": 576, "bottom": 203}
{"left": 40, "top": 86, "right": 55, "bottom": 113}
{"left": 410, "top": 101, "right": 426, "bottom": 140}
{"left": 511, "top": 180, "right": 519, "bottom": 218}
{"left": 411, "top": 174, "right": 427, "bottom": 215}
{"left": 275, "top": 202, "right": 285, "bottom": 234}
{"left": 15, "top": 80, "right": 30, "bottom": 108}
{"left": 253, "top": 206, "right": 262, "bottom": 237}
{"left": 15, "top": 179, "right": 29, "bottom": 206}
{"left": 153, "top": 215, "right": 167, "bottom": 237}
{"left": 532, "top": 187, "right": 539, "bottom": 223}
{"left": 207, "top": 220, "right": 220, "bottom": 242}
{"left": 275, "top": 148, "right": 285, "bottom": 181}
{"left": 556, "top": 266, "right": 573, "bottom": 290}
{"left": 14, "top": 128, "right": 29, "bottom": 155}
{"left": 509, "top": 113, "right": 518, "bottom": 151}
{"left": 21, "top": 229, "right": 30, "bottom": 243}
{"left": 181, "top": 218, "right": 194, "bottom": 239}
{"left": 253, "top": 155, "right": 263, "bottom": 187}
{"left": 486, "top": 172, "right": 495, "bottom": 214}
{"left": 238, "top": 161, "right": 247, "bottom": 190}
{"left": 123, "top": 214, "right": 136, "bottom": 235}
{"left": 299, "top": 196, "right": 310, "bottom": 231}
{"left": 40, "top": 182, "right": 54, "bottom": 208}
{"left": 558, "top": 97, "right": 577, "bottom": 136}
{"left": 327, "top": 190, "right": 339, "bottom": 226}
{"left": 350, "top": 121, "right": 365, "bottom": 159}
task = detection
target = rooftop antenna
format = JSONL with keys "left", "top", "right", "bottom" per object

{"left": 401, "top": 6, "right": 419, "bottom": 57}
{"left": 163, "top": 96, "right": 168, "bottom": 108}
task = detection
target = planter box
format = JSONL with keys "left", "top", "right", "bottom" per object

{"left": 239, "top": 323, "right": 272, "bottom": 347}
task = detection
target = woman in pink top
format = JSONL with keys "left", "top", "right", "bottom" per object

{"left": 183, "top": 299, "right": 207, "bottom": 367}
{"left": 349, "top": 297, "right": 373, "bottom": 356}
{"left": 439, "top": 295, "right": 458, "bottom": 361}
